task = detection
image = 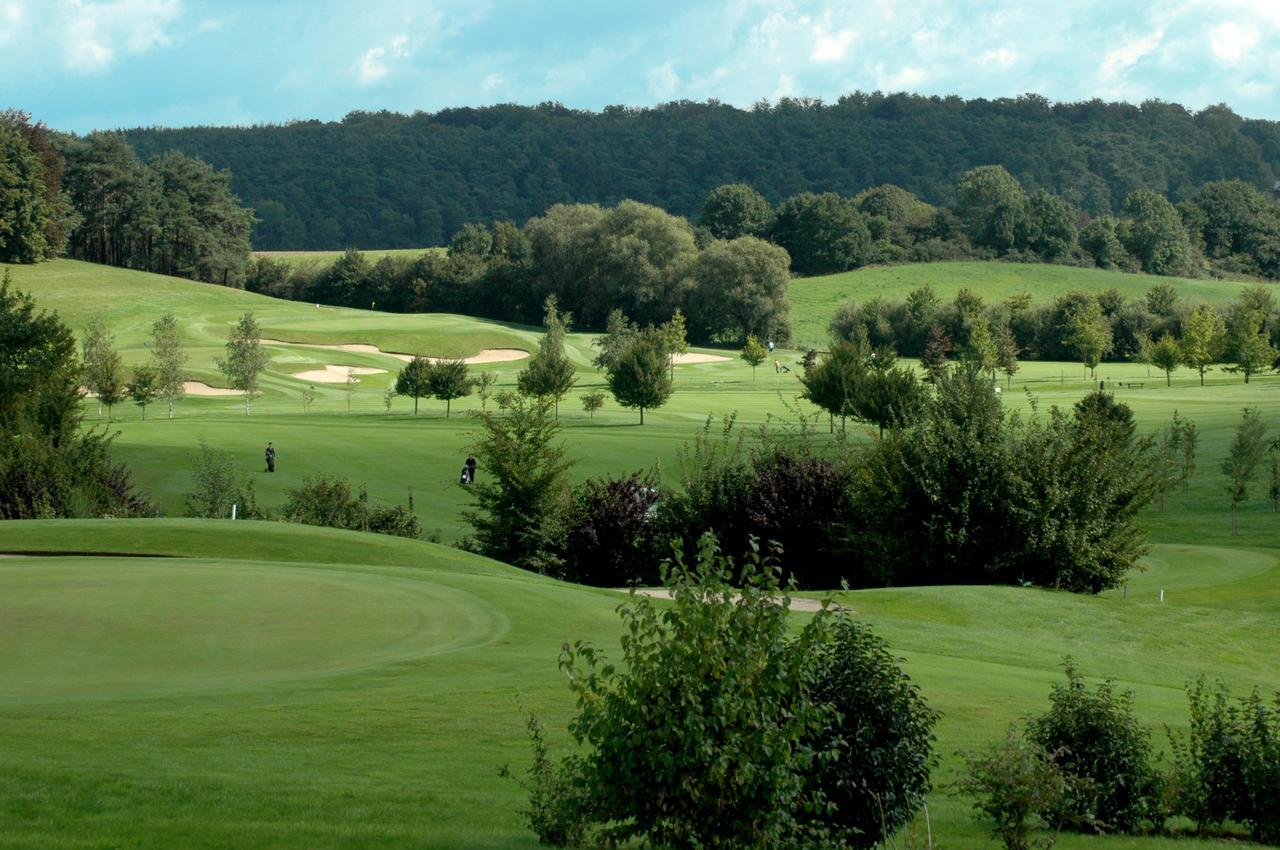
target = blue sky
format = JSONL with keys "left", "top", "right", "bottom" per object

{"left": 2, "top": 0, "right": 1278, "bottom": 132}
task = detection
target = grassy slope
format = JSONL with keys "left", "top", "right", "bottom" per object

{"left": 0, "top": 520, "right": 1275, "bottom": 848}
{"left": 251, "top": 247, "right": 446, "bottom": 267}
{"left": 789, "top": 261, "right": 1277, "bottom": 348}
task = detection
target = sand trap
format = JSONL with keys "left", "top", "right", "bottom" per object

{"left": 261, "top": 338, "right": 528, "bottom": 365}
{"left": 673, "top": 352, "right": 731, "bottom": 364}
{"left": 627, "top": 588, "right": 842, "bottom": 613}
{"left": 183, "top": 381, "right": 242, "bottom": 397}
{"left": 290, "top": 365, "right": 388, "bottom": 383}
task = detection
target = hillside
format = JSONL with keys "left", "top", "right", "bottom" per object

{"left": 0, "top": 519, "right": 1275, "bottom": 848}
{"left": 122, "top": 94, "right": 1280, "bottom": 250}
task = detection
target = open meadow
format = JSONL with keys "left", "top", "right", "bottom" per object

{"left": 3, "top": 259, "right": 1280, "bottom": 848}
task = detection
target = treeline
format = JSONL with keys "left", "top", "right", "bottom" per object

{"left": 249, "top": 201, "right": 792, "bottom": 343}
{"left": 119, "top": 93, "right": 1280, "bottom": 250}
{"left": 830, "top": 280, "right": 1280, "bottom": 380}
{"left": 0, "top": 110, "right": 254, "bottom": 284}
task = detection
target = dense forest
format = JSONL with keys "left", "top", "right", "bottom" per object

{"left": 120, "top": 93, "right": 1280, "bottom": 250}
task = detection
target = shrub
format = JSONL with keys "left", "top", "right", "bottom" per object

{"left": 1026, "top": 660, "right": 1163, "bottom": 833}
{"left": 280, "top": 476, "right": 420, "bottom": 538}
{"left": 500, "top": 714, "right": 593, "bottom": 848}
{"left": 804, "top": 617, "right": 939, "bottom": 847}
{"left": 1168, "top": 678, "right": 1280, "bottom": 843}
{"left": 559, "top": 470, "right": 661, "bottom": 586}
{"left": 958, "top": 723, "right": 1067, "bottom": 850}
{"left": 556, "top": 535, "right": 839, "bottom": 848}
{"left": 184, "top": 439, "right": 262, "bottom": 519}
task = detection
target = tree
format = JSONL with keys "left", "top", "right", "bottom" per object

{"left": 662, "top": 307, "right": 689, "bottom": 378}
{"left": 427, "top": 358, "right": 474, "bottom": 417}
{"left": 801, "top": 341, "right": 864, "bottom": 431}
{"left": 995, "top": 321, "right": 1021, "bottom": 388}
{"left": 581, "top": 391, "right": 605, "bottom": 418}
{"left": 592, "top": 308, "right": 638, "bottom": 372}
{"left": 1227, "top": 310, "right": 1277, "bottom": 384}
{"left": 1062, "top": 299, "right": 1112, "bottom": 378}
{"left": 740, "top": 333, "right": 768, "bottom": 380}
{"left": 95, "top": 347, "right": 125, "bottom": 422}
{"left": 517, "top": 296, "right": 576, "bottom": 417}
{"left": 1182, "top": 304, "right": 1227, "bottom": 386}
{"left": 689, "top": 236, "right": 792, "bottom": 343}
{"left": 464, "top": 392, "right": 573, "bottom": 573}
{"left": 607, "top": 328, "right": 673, "bottom": 425}
{"left": 954, "top": 165, "right": 1030, "bottom": 254}
{"left": 126, "top": 364, "right": 158, "bottom": 420}
{"left": 382, "top": 384, "right": 396, "bottom": 413}
{"left": 0, "top": 123, "right": 52, "bottom": 263}
{"left": 1027, "top": 189, "right": 1077, "bottom": 259}
{"left": 475, "top": 370, "right": 498, "bottom": 409}
{"left": 216, "top": 312, "right": 270, "bottom": 415}
{"left": 1269, "top": 447, "right": 1279, "bottom": 513}
{"left": 770, "top": 192, "right": 871, "bottom": 274}
{"left": 1123, "top": 189, "right": 1192, "bottom": 275}
{"left": 920, "top": 323, "right": 952, "bottom": 381}
{"left": 855, "top": 361, "right": 928, "bottom": 437}
{"left": 964, "top": 319, "right": 999, "bottom": 379}
{"left": 80, "top": 317, "right": 114, "bottom": 417}
{"left": 343, "top": 368, "right": 358, "bottom": 413}
{"left": 302, "top": 384, "right": 316, "bottom": 414}
{"left": 699, "top": 183, "right": 773, "bottom": 239}
{"left": 1222, "top": 407, "right": 1267, "bottom": 535}
{"left": 1149, "top": 333, "right": 1182, "bottom": 386}
{"left": 1181, "top": 417, "right": 1199, "bottom": 493}
{"left": 395, "top": 355, "right": 432, "bottom": 414}
{"left": 150, "top": 311, "right": 186, "bottom": 418}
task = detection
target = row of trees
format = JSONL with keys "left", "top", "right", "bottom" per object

{"left": 248, "top": 201, "right": 793, "bottom": 344}
{"left": 464, "top": 363, "right": 1166, "bottom": 591}
{"left": 831, "top": 281, "right": 1280, "bottom": 381}
{"left": 0, "top": 110, "right": 254, "bottom": 284}
{"left": 121, "top": 93, "right": 1280, "bottom": 250}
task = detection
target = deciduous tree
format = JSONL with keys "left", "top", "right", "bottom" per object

{"left": 150, "top": 311, "right": 186, "bottom": 418}
{"left": 395, "top": 355, "right": 432, "bottom": 414}
{"left": 607, "top": 327, "right": 672, "bottom": 424}
{"left": 216, "top": 312, "right": 270, "bottom": 415}
{"left": 1181, "top": 304, "right": 1227, "bottom": 385}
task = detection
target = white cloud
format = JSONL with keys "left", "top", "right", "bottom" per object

{"left": 1099, "top": 28, "right": 1165, "bottom": 80}
{"left": 811, "top": 27, "right": 855, "bottom": 63}
{"left": 883, "top": 65, "right": 927, "bottom": 90}
{"left": 354, "top": 32, "right": 414, "bottom": 86}
{"left": 647, "top": 61, "right": 680, "bottom": 99}
{"left": 1239, "top": 79, "right": 1275, "bottom": 97}
{"left": 59, "top": 0, "right": 182, "bottom": 73}
{"left": 481, "top": 72, "right": 504, "bottom": 92}
{"left": 978, "top": 47, "right": 1018, "bottom": 69}
{"left": 1210, "top": 21, "right": 1259, "bottom": 62}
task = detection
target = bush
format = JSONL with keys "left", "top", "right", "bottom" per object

{"left": 559, "top": 470, "right": 661, "bottom": 586}
{"left": 554, "top": 535, "right": 839, "bottom": 848}
{"left": 804, "top": 617, "right": 939, "bottom": 847}
{"left": 280, "top": 475, "right": 420, "bottom": 538}
{"left": 1168, "top": 678, "right": 1280, "bottom": 843}
{"left": 1026, "top": 660, "right": 1163, "bottom": 833}
{"left": 958, "top": 723, "right": 1067, "bottom": 850}
{"left": 184, "top": 439, "right": 263, "bottom": 519}
{"left": 501, "top": 714, "right": 593, "bottom": 848}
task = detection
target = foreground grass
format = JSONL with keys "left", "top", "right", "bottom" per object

{"left": 0, "top": 520, "right": 1275, "bottom": 849}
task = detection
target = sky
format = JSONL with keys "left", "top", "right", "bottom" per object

{"left": 2, "top": 0, "right": 1279, "bottom": 133}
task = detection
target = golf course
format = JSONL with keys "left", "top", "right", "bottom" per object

{"left": 1, "top": 255, "right": 1278, "bottom": 848}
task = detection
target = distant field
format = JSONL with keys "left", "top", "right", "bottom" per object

{"left": 252, "top": 247, "right": 445, "bottom": 267}
{"left": 789, "top": 261, "right": 1275, "bottom": 348}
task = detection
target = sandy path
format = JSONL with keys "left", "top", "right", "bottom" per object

{"left": 183, "top": 381, "right": 242, "bottom": 397}
{"left": 672, "top": 352, "right": 731, "bottom": 364}
{"left": 625, "top": 588, "right": 842, "bottom": 613}
{"left": 261, "top": 338, "right": 528, "bottom": 365}
{"left": 290, "top": 365, "right": 387, "bottom": 383}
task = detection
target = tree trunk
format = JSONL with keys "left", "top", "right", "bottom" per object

{"left": 1166, "top": 372, "right": 1171, "bottom": 387}
{"left": 1231, "top": 502, "right": 1237, "bottom": 535}
{"left": 640, "top": 406, "right": 645, "bottom": 425}
{"left": 414, "top": 396, "right": 419, "bottom": 415}
{"left": 446, "top": 398, "right": 451, "bottom": 418}
{"left": 168, "top": 397, "right": 174, "bottom": 419}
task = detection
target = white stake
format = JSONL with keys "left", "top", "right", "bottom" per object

{"left": 231, "top": 503, "right": 237, "bottom": 521}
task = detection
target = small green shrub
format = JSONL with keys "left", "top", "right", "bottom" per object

{"left": 184, "top": 439, "right": 264, "bottom": 519}
{"left": 1168, "top": 678, "right": 1280, "bottom": 843}
{"left": 1026, "top": 660, "right": 1163, "bottom": 834}
{"left": 958, "top": 723, "right": 1067, "bottom": 850}
{"left": 500, "top": 714, "right": 592, "bottom": 848}
{"left": 281, "top": 476, "right": 420, "bottom": 538}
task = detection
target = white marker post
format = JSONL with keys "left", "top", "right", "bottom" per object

{"left": 231, "top": 503, "right": 237, "bottom": 521}
{"left": 1159, "top": 588, "right": 1164, "bottom": 603}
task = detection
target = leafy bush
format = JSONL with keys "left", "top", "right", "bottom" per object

{"left": 280, "top": 475, "right": 420, "bottom": 538}
{"left": 500, "top": 714, "right": 592, "bottom": 848}
{"left": 558, "top": 470, "right": 661, "bottom": 586}
{"left": 555, "top": 535, "right": 839, "bottom": 848}
{"left": 1168, "top": 678, "right": 1280, "bottom": 843}
{"left": 958, "top": 723, "right": 1067, "bottom": 850}
{"left": 804, "top": 617, "right": 939, "bottom": 847}
{"left": 184, "top": 439, "right": 263, "bottom": 519}
{"left": 1026, "top": 661, "right": 1163, "bottom": 834}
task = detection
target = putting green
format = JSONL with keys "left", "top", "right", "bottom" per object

{"left": 0, "top": 557, "right": 508, "bottom": 704}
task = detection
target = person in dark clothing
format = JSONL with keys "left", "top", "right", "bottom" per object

{"left": 265, "top": 442, "right": 276, "bottom": 473}
{"left": 459, "top": 456, "right": 477, "bottom": 485}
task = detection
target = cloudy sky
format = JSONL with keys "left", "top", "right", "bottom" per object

{"left": 2, "top": 0, "right": 1278, "bottom": 132}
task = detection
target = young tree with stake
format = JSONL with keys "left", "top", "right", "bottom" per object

{"left": 127, "top": 364, "right": 158, "bottom": 420}
{"left": 740, "top": 333, "right": 767, "bottom": 380}
{"left": 1148, "top": 333, "right": 1182, "bottom": 386}
{"left": 151, "top": 311, "right": 186, "bottom": 418}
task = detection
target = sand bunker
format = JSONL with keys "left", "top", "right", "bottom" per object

{"left": 261, "top": 338, "right": 528, "bottom": 365}
{"left": 627, "top": 588, "right": 840, "bottom": 613}
{"left": 183, "top": 381, "right": 242, "bottom": 397}
{"left": 672, "top": 352, "right": 731, "bottom": 364}
{"left": 290, "top": 365, "right": 388, "bottom": 383}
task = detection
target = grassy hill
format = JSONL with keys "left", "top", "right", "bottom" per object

{"left": 0, "top": 519, "right": 1275, "bottom": 848}
{"left": 789, "top": 261, "right": 1276, "bottom": 348}
{"left": 252, "top": 247, "right": 445, "bottom": 267}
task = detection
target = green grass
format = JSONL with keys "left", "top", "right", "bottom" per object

{"left": 0, "top": 520, "right": 1276, "bottom": 848}
{"left": 789, "top": 261, "right": 1278, "bottom": 348}
{"left": 252, "top": 247, "right": 445, "bottom": 267}
{"left": 2, "top": 260, "right": 1280, "bottom": 847}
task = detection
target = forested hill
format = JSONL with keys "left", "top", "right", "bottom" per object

{"left": 122, "top": 93, "right": 1280, "bottom": 251}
